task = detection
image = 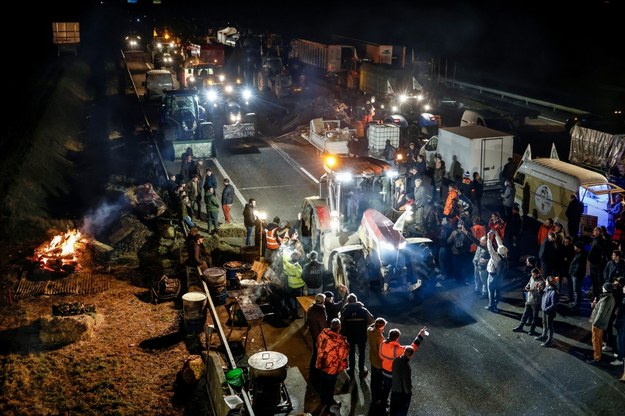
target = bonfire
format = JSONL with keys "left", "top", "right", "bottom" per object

{"left": 32, "top": 229, "right": 86, "bottom": 273}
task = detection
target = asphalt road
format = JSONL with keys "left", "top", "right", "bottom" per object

{"left": 123, "top": 52, "right": 625, "bottom": 415}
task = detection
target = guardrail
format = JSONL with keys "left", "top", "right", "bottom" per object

{"left": 443, "top": 78, "right": 591, "bottom": 116}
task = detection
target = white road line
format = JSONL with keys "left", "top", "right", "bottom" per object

{"left": 239, "top": 185, "right": 299, "bottom": 190}
{"left": 268, "top": 140, "right": 320, "bottom": 185}
{"left": 211, "top": 158, "right": 247, "bottom": 207}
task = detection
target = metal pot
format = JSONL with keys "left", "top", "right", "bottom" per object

{"left": 248, "top": 351, "right": 288, "bottom": 383}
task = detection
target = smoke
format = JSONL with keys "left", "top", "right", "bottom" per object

{"left": 80, "top": 196, "right": 128, "bottom": 237}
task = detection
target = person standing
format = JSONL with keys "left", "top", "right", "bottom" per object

{"left": 537, "top": 218, "right": 554, "bottom": 247}
{"left": 243, "top": 198, "right": 257, "bottom": 246}
{"left": 412, "top": 176, "right": 427, "bottom": 230}
{"left": 204, "top": 187, "right": 220, "bottom": 234}
{"left": 569, "top": 241, "right": 588, "bottom": 313}
{"left": 221, "top": 178, "right": 234, "bottom": 224}
{"left": 379, "top": 327, "right": 427, "bottom": 410}
{"left": 512, "top": 267, "right": 545, "bottom": 335}
{"left": 283, "top": 250, "right": 305, "bottom": 320}
{"left": 535, "top": 276, "right": 559, "bottom": 347}
{"left": 324, "top": 285, "right": 348, "bottom": 322}
{"left": 341, "top": 293, "right": 374, "bottom": 380}
{"left": 264, "top": 216, "right": 281, "bottom": 263}
{"left": 470, "top": 172, "right": 484, "bottom": 217}
{"left": 588, "top": 226, "right": 609, "bottom": 300}
{"left": 203, "top": 167, "right": 218, "bottom": 196}
{"left": 383, "top": 139, "right": 397, "bottom": 165}
{"left": 306, "top": 293, "right": 328, "bottom": 393}
{"left": 500, "top": 157, "right": 515, "bottom": 191}
{"left": 389, "top": 346, "right": 416, "bottom": 416}
{"left": 316, "top": 318, "right": 350, "bottom": 411}
{"left": 302, "top": 250, "right": 325, "bottom": 295}
{"left": 472, "top": 236, "right": 490, "bottom": 298}
{"left": 539, "top": 232, "right": 559, "bottom": 279}
{"left": 367, "top": 317, "right": 387, "bottom": 410}
{"left": 485, "top": 229, "right": 507, "bottom": 312}
{"left": 501, "top": 180, "right": 516, "bottom": 219}
{"left": 431, "top": 154, "right": 445, "bottom": 206}
{"left": 566, "top": 193, "right": 585, "bottom": 237}
{"left": 611, "top": 279, "right": 625, "bottom": 367}
{"left": 587, "top": 282, "right": 616, "bottom": 364}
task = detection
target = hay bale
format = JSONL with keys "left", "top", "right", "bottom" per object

{"left": 181, "top": 354, "right": 205, "bottom": 384}
{"left": 216, "top": 223, "right": 246, "bottom": 238}
{"left": 40, "top": 314, "right": 100, "bottom": 346}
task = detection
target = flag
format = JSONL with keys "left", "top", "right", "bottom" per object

{"left": 387, "top": 80, "right": 394, "bottom": 95}
{"left": 521, "top": 144, "right": 532, "bottom": 162}
{"left": 412, "top": 76, "right": 422, "bottom": 91}
{"left": 550, "top": 143, "right": 560, "bottom": 160}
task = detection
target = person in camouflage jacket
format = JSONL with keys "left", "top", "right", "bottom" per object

{"left": 316, "top": 318, "right": 349, "bottom": 409}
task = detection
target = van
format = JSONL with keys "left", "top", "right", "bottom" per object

{"left": 513, "top": 158, "right": 625, "bottom": 235}
{"left": 460, "top": 109, "right": 515, "bottom": 133}
{"left": 142, "top": 69, "right": 174, "bottom": 101}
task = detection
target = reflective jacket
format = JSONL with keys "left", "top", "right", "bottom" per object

{"left": 379, "top": 337, "right": 421, "bottom": 375}
{"left": 316, "top": 328, "right": 349, "bottom": 375}
{"left": 265, "top": 224, "right": 280, "bottom": 250}
{"left": 283, "top": 254, "right": 304, "bottom": 289}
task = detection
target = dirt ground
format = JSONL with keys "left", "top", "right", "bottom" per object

{"left": 0, "top": 51, "right": 215, "bottom": 415}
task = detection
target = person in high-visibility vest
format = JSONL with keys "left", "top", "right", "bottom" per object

{"left": 379, "top": 326, "right": 428, "bottom": 409}
{"left": 264, "top": 216, "right": 281, "bottom": 263}
{"left": 283, "top": 250, "right": 305, "bottom": 320}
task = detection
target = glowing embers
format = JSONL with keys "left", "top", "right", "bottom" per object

{"left": 32, "top": 229, "right": 86, "bottom": 274}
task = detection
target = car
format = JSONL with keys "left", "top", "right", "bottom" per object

{"left": 124, "top": 32, "right": 142, "bottom": 51}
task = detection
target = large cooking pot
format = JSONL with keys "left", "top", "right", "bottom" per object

{"left": 248, "top": 351, "right": 288, "bottom": 383}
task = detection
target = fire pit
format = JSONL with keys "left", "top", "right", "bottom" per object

{"left": 30, "top": 229, "right": 87, "bottom": 276}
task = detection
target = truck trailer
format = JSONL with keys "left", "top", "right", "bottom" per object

{"left": 420, "top": 125, "right": 514, "bottom": 189}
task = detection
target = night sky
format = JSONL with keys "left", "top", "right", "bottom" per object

{"left": 26, "top": 0, "right": 625, "bottom": 114}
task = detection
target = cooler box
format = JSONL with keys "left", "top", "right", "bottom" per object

{"left": 367, "top": 123, "right": 400, "bottom": 152}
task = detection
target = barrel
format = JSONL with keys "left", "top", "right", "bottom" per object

{"left": 202, "top": 267, "right": 228, "bottom": 306}
{"left": 182, "top": 292, "right": 207, "bottom": 334}
{"left": 249, "top": 351, "right": 288, "bottom": 414}
{"left": 223, "top": 261, "right": 245, "bottom": 290}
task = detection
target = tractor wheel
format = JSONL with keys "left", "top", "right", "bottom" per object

{"left": 334, "top": 251, "right": 369, "bottom": 302}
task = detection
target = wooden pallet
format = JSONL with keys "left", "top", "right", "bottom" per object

{"left": 14, "top": 272, "right": 111, "bottom": 299}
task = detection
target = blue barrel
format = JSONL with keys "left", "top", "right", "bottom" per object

{"left": 223, "top": 261, "right": 245, "bottom": 290}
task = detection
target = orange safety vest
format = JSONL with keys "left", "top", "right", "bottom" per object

{"left": 380, "top": 340, "right": 405, "bottom": 373}
{"left": 470, "top": 224, "right": 486, "bottom": 252}
{"left": 265, "top": 227, "right": 279, "bottom": 250}
{"left": 444, "top": 189, "right": 458, "bottom": 216}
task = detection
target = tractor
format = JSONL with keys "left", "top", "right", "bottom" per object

{"left": 159, "top": 89, "right": 216, "bottom": 160}
{"left": 298, "top": 155, "right": 439, "bottom": 302}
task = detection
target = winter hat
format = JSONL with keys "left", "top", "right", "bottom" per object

{"left": 603, "top": 282, "right": 614, "bottom": 292}
{"left": 315, "top": 293, "right": 326, "bottom": 304}
{"left": 574, "top": 241, "right": 585, "bottom": 250}
{"left": 323, "top": 291, "right": 334, "bottom": 299}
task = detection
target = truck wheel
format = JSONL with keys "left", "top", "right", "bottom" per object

{"left": 335, "top": 251, "right": 369, "bottom": 302}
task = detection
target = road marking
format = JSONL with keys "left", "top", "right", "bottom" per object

{"left": 239, "top": 184, "right": 300, "bottom": 190}
{"left": 268, "top": 140, "right": 320, "bottom": 184}
{"left": 211, "top": 158, "right": 247, "bottom": 207}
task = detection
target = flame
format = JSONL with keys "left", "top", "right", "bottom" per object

{"left": 34, "top": 229, "right": 83, "bottom": 271}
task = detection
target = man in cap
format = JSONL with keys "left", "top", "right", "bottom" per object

{"left": 307, "top": 293, "right": 327, "bottom": 392}
{"left": 324, "top": 285, "right": 348, "bottom": 322}
{"left": 367, "top": 317, "right": 388, "bottom": 409}
{"left": 587, "top": 282, "right": 616, "bottom": 364}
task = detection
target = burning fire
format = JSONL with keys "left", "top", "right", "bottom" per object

{"left": 33, "top": 229, "right": 84, "bottom": 272}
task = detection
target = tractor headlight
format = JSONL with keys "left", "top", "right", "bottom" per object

{"left": 380, "top": 241, "right": 395, "bottom": 251}
{"left": 242, "top": 89, "right": 252, "bottom": 100}
{"left": 205, "top": 89, "right": 218, "bottom": 102}
{"left": 224, "top": 85, "right": 234, "bottom": 94}
{"left": 399, "top": 94, "right": 408, "bottom": 103}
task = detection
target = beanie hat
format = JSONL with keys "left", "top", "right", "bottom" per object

{"left": 603, "top": 282, "right": 614, "bottom": 292}
{"left": 314, "top": 293, "right": 326, "bottom": 304}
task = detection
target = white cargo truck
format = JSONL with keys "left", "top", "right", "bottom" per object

{"left": 420, "top": 125, "right": 514, "bottom": 189}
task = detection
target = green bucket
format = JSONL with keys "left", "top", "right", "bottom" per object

{"left": 225, "top": 367, "right": 244, "bottom": 387}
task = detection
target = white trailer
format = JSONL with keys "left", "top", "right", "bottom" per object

{"left": 302, "top": 118, "right": 356, "bottom": 155}
{"left": 420, "top": 125, "right": 514, "bottom": 189}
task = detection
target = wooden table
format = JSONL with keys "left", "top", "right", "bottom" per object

{"left": 296, "top": 295, "right": 316, "bottom": 322}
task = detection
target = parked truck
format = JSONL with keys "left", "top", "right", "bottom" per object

{"left": 289, "top": 38, "right": 358, "bottom": 85}
{"left": 568, "top": 118, "right": 625, "bottom": 186}
{"left": 420, "top": 125, "right": 514, "bottom": 189}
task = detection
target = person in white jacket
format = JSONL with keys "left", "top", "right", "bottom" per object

{"left": 485, "top": 230, "right": 508, "bottom": 312}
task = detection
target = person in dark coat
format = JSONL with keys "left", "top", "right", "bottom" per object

{"left": 470, "top": 172, "right": 484, "bottom": 217}
{"left": 569, "top": 240, "right": 588, "bottom": 313}
{"left": 221, "top": 178, "right": 234, "bottom": 224}
{"left": 302, "top": 250, "right": 325, "bottom": 294}
{"left": 243, "top": 198, "right": 256, "bottom": 246}
{"left": 539, "top": 232, "right": 559, "bottom": 278}
{"left": 203, "top": 167, "right": 218, "bottom": 196}
{"left": 566, "top": 193, "right": 585, "bottom": 237}
{"left": 306, "top": 293, "right": 328, "bottom": 393}
{"left": 389, "top": 346, "right": 415, "bottom": 416}
{"left": 535, "top": 276, "right": 559, "bottom": 347}
{"left": 324, "top": 285, "right": 348, "bottom": 322}
{"left": 341, "top": 293, "right": 374, "bottom": 379}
